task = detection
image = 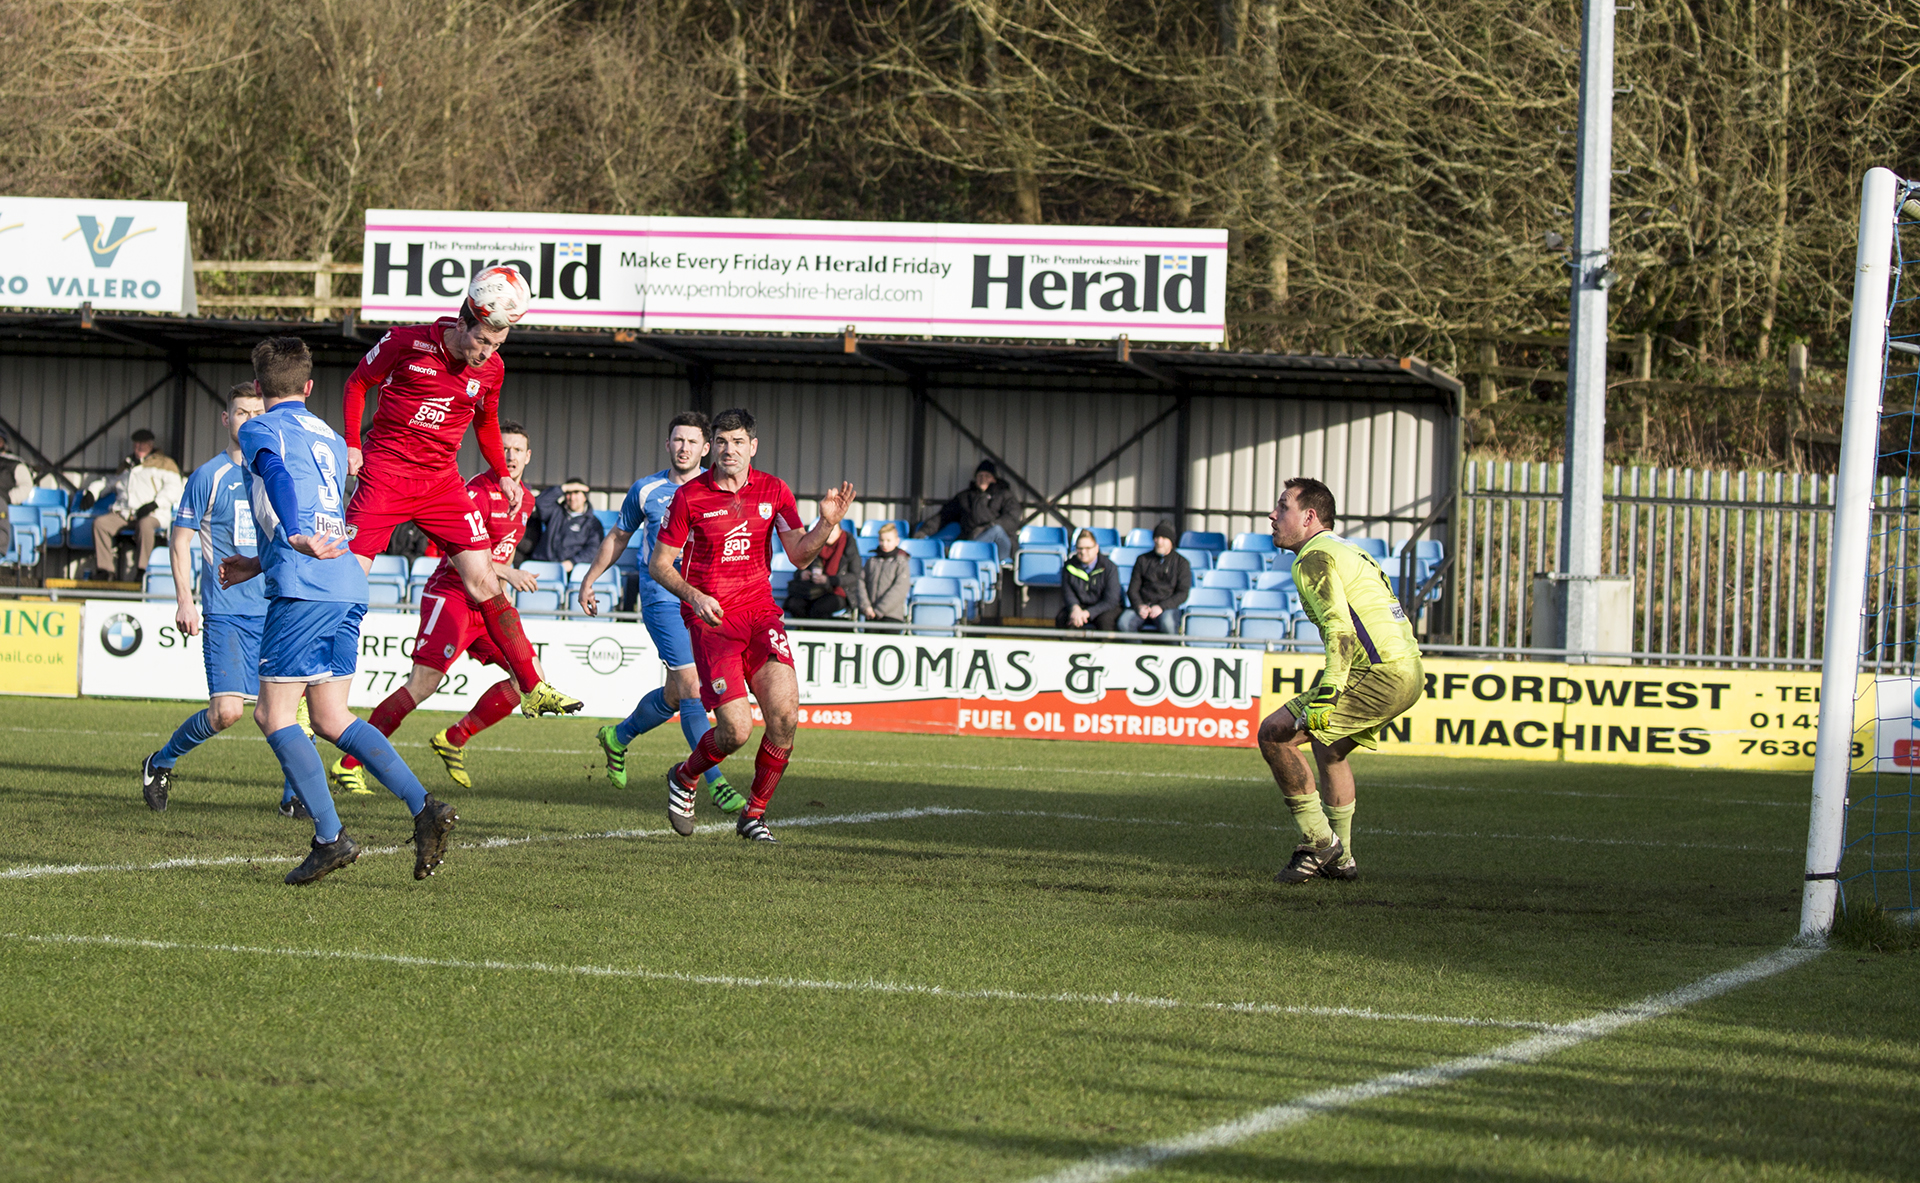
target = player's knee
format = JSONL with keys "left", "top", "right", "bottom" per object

{"left": 1258, "top": 711, "right": 1298, "bottom": 747}
{"left": 208, "top": 699, "right": 245, "bottom": 730}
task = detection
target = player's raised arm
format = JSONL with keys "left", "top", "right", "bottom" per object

{"left": 779, "top": 480, "right": 858, "bottom": 568}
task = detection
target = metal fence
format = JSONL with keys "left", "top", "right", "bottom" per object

{"left": 1453, "top": 459, "right": 1862, "bottom": 666}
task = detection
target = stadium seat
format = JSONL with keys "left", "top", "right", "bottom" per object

{"left": 1013, "top": 549, "right": 1063, "bottom": 587}
{"left": 572, "top": 565, "right": 618, "bottom": 612}
{"left": 1214, "top": 551, "right": 1265, "bottom": 574}
{"left": 1109, "top": 546, "right": 1149, "bottom": 568}
{"left": 1291, "top": 617, "right": 1324, "bottom": 653}
{"left": 1185, "top": 586, "right": 1235, "bottom": 612}
{"left": 365, "top": 553, "right": 408, "bottom": 603}
{"left": 1018, "top": 525, "right": 1068, "bottom": 550}
{"left": 928, "top": 558, "right": 984, "bottom": 611}
{"left": 593, "top": 509, "right": 620, "bottom": 533}
{"left": 860, "top": 519, "right": 909, "bottom": 537}
{"left": 1345, "top": 536, "right": 1391, "bottom": 561}
{"left": 907, "top": 556, "right": 925, "bottom": 579}
{"left": 1240, "top": 588, "right": 1298, "bottom": 617}
{"left": 1399, "top": 538, "right": 1445, "bottom": 561}
{"left": 1078, "top": 526, "right": 1120, "bottom": 550}
{"left": 1178, "top": 530, "right": 1227, "bottom": 553}
{"left": 908, "top": 576, "right": 966, "bottom": 631}
{"left": 408, "top": 556, "right": 442, "bottom": 603}
{"left": 516, "top": 587, "right": 563, "bottom": 613}
{"left": 1271, "top": 551, "right": 1295, "bottom": 577}
{"left": 1231, "top": 532, "right": 1276, "bottom": 553}
{"left": 142, "top": 569, "right": 175, "bottom": 601}
{"left": 769, "top": 550, "right": 798, "bottom": 600}
{"left": 1123, "top": 527, "right": 1155, "bottom": 549}
{"left": 1237, "top": 614, "right": 1290, "bottom": 644}
{"left": 26, "top": 487, "right": 64, "bottom": 508}
{"left": 369, "top": 554, "right": 407, "bottom": 577}
{"left": 946, "top": 539, "right": 1002, "bottom": 587}
{"left": 520, "top": 560, "right": 565, "bottom": 586}
{"left": 367, "top": 580, "right": 403, "bottom": 606}
{"left": 898, "top": 537, "right": 944, "bottom": 561}
{"left": 1254, "top": 569, "right": 1294, "bottom": 592}
{"left": 1180, "top": 607, "right": 1235, "bottom": 648}
{"left": 1176, "top": 547, "right": 1213, "bottom": 572}
{"left": 932, "top": 521, "right": 962, "bottom": 542}
{"left": 26, "top": 491, "right": 67, "bottom": 547}
{"left": 1199, "top": 569, "right": 1249, "bottom": 605}
{"left": 854, "top": 533, "right": 881, "bottom": 557}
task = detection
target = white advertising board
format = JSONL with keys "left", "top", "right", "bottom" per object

{"left": 0, "top": 196, "right": 196, "bottom": 314}
{"left": 79, "top": 601, "right": 660, "bottom": 718}
{"left": 360, "top": 210, "right": 1228, "bottom": 343}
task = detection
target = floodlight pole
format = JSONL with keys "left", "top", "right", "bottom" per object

{"left": 1558, "top": 0, "right": 1615, "bottom": 658}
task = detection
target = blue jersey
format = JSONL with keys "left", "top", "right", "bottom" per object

{"left": 617, "top": 467, "right": 703, "bottom": 603}
{"left": 173, "top": 451, "right": 267, "bottom": 617}
{"left": 238, "top": 402, "right": 369, "bottom": 604}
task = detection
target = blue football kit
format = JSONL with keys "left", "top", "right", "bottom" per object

{"left": 173, "top": 452, "right": 267, "bottom": 698}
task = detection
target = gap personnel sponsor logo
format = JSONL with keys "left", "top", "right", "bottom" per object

{"left": 411, "top": 394, "right": 454, "bottom": 428}
{"left": 721, "top": 519, "right": 755, "bottom": 560}
{"left": 970, "top": 254, "right": 1207, "bottom": 314}
{"left": 370, "top": 242, "right": 601, "bottom": 303}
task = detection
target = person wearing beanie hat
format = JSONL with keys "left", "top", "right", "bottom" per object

{"left": 918, "top": 457, "right": 1022, "bottom": 560}
{"left": 528, "top": 477, "right": 604, "bottom": 575}
{"left": 1119, "top": 520, "right": 1192, "bottom": 634}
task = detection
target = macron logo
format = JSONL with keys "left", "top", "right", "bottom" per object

{"left": 701, "top": 509, "right": 727, "bottom": 519}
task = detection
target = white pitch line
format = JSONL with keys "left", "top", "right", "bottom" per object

{"left": 0, "top": 931, "right": 1559, "bottom": 1031}
{"left": 1023, "top": 943, "right": 1823, "bottom": 1183}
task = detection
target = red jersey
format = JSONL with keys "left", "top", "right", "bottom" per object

{"left": 423, "top": 471, "right": 534, "bottom": 608}
{"left": 657, "top": 468, "right": 803, "bottom": 614}
{"left": 343, "top": 318, "right": 508, "bottom": 477}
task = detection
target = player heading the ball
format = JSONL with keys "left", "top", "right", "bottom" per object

{"left": 1257, "top": 477, "right": 1424, "bottom": 885}
{"left": 650, "top": 407, "right": 857, "bottom": 842}
{"left": 339, "top": 264, "right": 580, "bottom": 722}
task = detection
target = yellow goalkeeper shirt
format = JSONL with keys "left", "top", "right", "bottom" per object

{"left": 1291, "top": 531, "right": 1422, "bottom": 693}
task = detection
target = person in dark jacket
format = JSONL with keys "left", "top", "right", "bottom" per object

{"left": 1119, "top": 520, "right": 1192, "bottom": 634}
{"left": 529, "top": 477, "right": 605, "bottom": 574}
{"left": 920, "top": 459, "right": 1021, "bottom": 560}
{"left": 1057, "top": 529, "right": 1122, "bottom": 632}
{"left": 785, "top": 519, "right": 865, "bottom": 619}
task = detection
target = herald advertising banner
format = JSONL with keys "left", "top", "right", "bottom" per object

{"left": 78, "top": 601, "right": 661, "bottom": 717}
{"left": 0, "top": 600, "right": 81, "bottom": 697}
{"left": 0, "top": 196, "right": 196, "bottom": 314}
{"left": 1262, "top": 653, "right": 1870, "bottom": 771}
{"left": 359, "top": 209, "right": 1229, "bottom": 343}
{"left": 785, "top": 629, "right": 1260, "bottom": 745}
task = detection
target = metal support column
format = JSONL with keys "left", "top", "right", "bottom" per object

{"left": 169, "top": 357, "right": 190, "bottom": 464}
{"left": 1558, "top": 0, "right": 1616, "bottom": 657}
{"left": 1173, "top": 394, "right": 1193, "bottom": 533}
{"left": 688, "top": 363, "right": 713, "bottom": 417}
{"left": 908, "top": 373, "right": 928, "bottom": 525}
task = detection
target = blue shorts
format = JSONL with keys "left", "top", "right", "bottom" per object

{"left": 642, "top": 592, "right": 696, "bottom": 670}
{"left": 260, "top": 599, "right": 366, "bottom": 684}
{"left": 202, "top": 613, "right": 265, "bottom": 699}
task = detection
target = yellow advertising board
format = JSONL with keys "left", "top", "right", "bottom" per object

{"left": 0, "top": 600, "right": 81, "bottom": 697}
{"left": 1261, "top": 654, "right": 1870, "bottom": 772}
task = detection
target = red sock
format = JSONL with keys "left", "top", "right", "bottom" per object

{"left": 447, "top": 678, "right": 519, "bottom": 747}
{"left": 340, "top": 688, "right": 414, "bottom": 772}
{"left": 746, "top": 739, "right": 791, "bottom": 818}
{"left": 478, "top": 594, "right": 541, "bottom": 693}
{"left": 681, "top": 730, "right": 726, "bottom": 779}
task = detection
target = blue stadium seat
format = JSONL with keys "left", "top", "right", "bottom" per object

{"left": 1200, "top": 568, "right": 1249, "bottom": 596}
{"left": 1014, "top": 550, "right": 1063, "bottom": 587}
{"left": 854, "top": 533, "right": 881, "bottom": 557}
{"left": 932, "top": 521, "right": 962, "bottom": 542}
{"left": 369, "top": 554, "right": 407, "bottom": 577}
{"left": 928, "top": 558, "right": 985, "bottom": 611}
{"left": 1346, "top": 536, "right": 1391, "bottom": 561}
{"left": 898, "top": 537, "right": 944, "bottom": 561}
{"left": 572, "top": 564, "right": 618, "bottom": 613}
{"left": 520, "top": 560, "right": 565, "bottom": 585}
{"left": 1018, "top": 525, "right": 1068, "bottom": 550}
{"left": 908, "top": 576, "right": 966, "bottom": 632}
{"left": 1254, "top": 570, "right": 1294, "bottom": 593}
{"left": 1237, "top": 614, "right": 1290, "bottom": 644}
{"left": 408, "top": 556, "right": 442, "bottom": 603}
{"left": 946, "top": 539, "right": 1002, "bottom": 588}
{"left": 365, "top": 553, "right": 407, "bottom": 603}
{"left": 516, "top": 587, "right": 563, "bottom": 613}
{"left": 37, "top": 506, "right": 66, "bottom": 549}
{"left": 142, "top": 569, "right": 175, "bottom": 601}
{"left": 593, "top": 509, "right": 620, "bottom": 533}
{"left": 1215, "top": 551, "right": 1265, "bottom": 574}
{"left": 1291, "top": 617, "right": 1324, "bottom": 653}
{"left": 1176, "top": 547, "right": 1214, "bottom": 572}
{"left": 26, "top": 487, "right": 64, "bottom": 507}
{"left": 367, "top": 581, "right": 403, "bottom": 606}
{"left": 1078, "top": 526, "right": 1120, "bottom": 550}
{"left": 1123, "top": 527, "right": 1155, "bottom": 549}
{"left": 1109, "top": 546, "right": 1149, "bottom": 568}
{"left": 769, "top": 550, "right": 798, "bottom": 600}
{"left": 1240, "top": 588, "right": 1297, "bottom": 617}
{"left": 1185, "top": 587, "right": 1235, "bottom": 612}
{"left": 1181, "top": 607, "right": 1235, "bottom": 648}
{"left": 1231, "top": 532, "right": 1276, "bottom": 553}
{"left": 1271, "top": 551, "right": 1295, "bottom": 577}
{"left": 1399, "top": 538, "right": 1445, "bottom": 561}
{"left": 1178, "top": 530, "right": 1227, "bottom": 553}
{"left": 860, "top": 519, "right": 909, "bottom": 537}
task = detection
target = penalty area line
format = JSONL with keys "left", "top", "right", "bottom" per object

{"left": 0, "top": 931, "right": 1560, "bottom": 1032}
{"left": 1022, "top": 943, "right": 1823, "bottom": 1183}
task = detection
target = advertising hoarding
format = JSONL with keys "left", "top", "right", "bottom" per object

{"left": 0, "top": 600, "right": 81, "bottom": 697}
{"left": 360, "top": 210, "right": 1228, "bottom": 343}
{"left": 0, "top": 196, "right": 196, "bottom": 314}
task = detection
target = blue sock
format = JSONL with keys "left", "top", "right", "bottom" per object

{"left": 679, "top": 702, "right": 724, "bottom": 785}
{"left": 335, "top": 718, "right": 428, "bottom": 814}
{"left": 154, "top": 709, "right": 219, "bottom": 768}
{"left": 265, "top": 725, "right": 341, "bottom": 843}
{"left": 613, "top": 688, "right": 676, "bottom": 746}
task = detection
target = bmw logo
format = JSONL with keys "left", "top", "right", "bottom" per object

{"left": 100, "top": 613, "right": 143, "bottom": 657}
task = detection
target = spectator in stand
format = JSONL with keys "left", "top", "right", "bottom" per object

{"left": 91, "top": 429, "right": 184, "bottom": 579}
{"left": 784, "top": 515, "right": 865, "bottom": 619}
{"left": 529, "top": 477, "right": 604, "bottom": 576}
{"left": 1057, "top": 528, "right": 1122, "bottom": 633}
{"left": 1, "top": 426, "right": 33, "bottom": 506}
{"left": 919, "top": 459, "right": 1020, "bottom": 560}
{"left": 1119, "top": 520, "right": 1192, "bottom": 635}
{"left": 861, "top": 522, "right": 911, "bottom": 622}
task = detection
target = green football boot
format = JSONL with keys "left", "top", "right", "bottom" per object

{"left": 596, "top": 725, "right": 628, "bottom": 790}
{"left": 706, "top": 774, "right": 747, "bottom": 815}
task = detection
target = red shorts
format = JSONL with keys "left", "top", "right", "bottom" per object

{"left": 348, "top": 463, "right": 492, "bottom": 558}
{"left": 684, "top": 601, "right": 794, "bottom": 710}
{"left": 411, "top": 587, "right": 506, "bottom": 674}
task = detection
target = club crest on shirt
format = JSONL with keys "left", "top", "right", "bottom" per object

{"left": 465, "top": 378, "right": 481, "bottom": 399}
{"left": 758, "top": 502, "right": 772, "bottom": 519}
{"left": 712, "top": 677, "right": 727, "bottom": 695}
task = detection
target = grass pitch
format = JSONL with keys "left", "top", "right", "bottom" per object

{"left": 2, "top": 697, "right": 1915, "bottom": 1182}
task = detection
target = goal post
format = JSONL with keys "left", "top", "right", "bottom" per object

{"left": 1803, "top": 167, "right": 1904, "bottom": 939}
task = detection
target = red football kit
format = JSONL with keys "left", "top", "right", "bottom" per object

{"left": 414, "top": 471, "right": 535, "bottom": 674}
{"left": 342, "top": 318, "right": 510, "bottom": 558}
{"left": 657, "top": 467, "right": 803, "bottom": 710}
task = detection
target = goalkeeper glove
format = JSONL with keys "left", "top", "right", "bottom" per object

{"left": 1300, "top": 685, "right": 1340, "bottom": 732}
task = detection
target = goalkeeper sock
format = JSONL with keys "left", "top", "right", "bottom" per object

{"left": 1284, "top": 793, "right": 1334, "bottom": 846}
{"left": 1324, "top": 801, "right": 1355, "bottom": 858}
{"left": 614, "top": 688, "right": 676, "bottom": 746}
{"left": 154, "top": 709, "right": 219, "bottom": 768}
{"left": 335, "top": 719, "right": 427, "bottom": 814}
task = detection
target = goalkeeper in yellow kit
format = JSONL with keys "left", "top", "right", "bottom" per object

{"left": 1258, "top": 477, "right": 1424, "bottom": 884}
